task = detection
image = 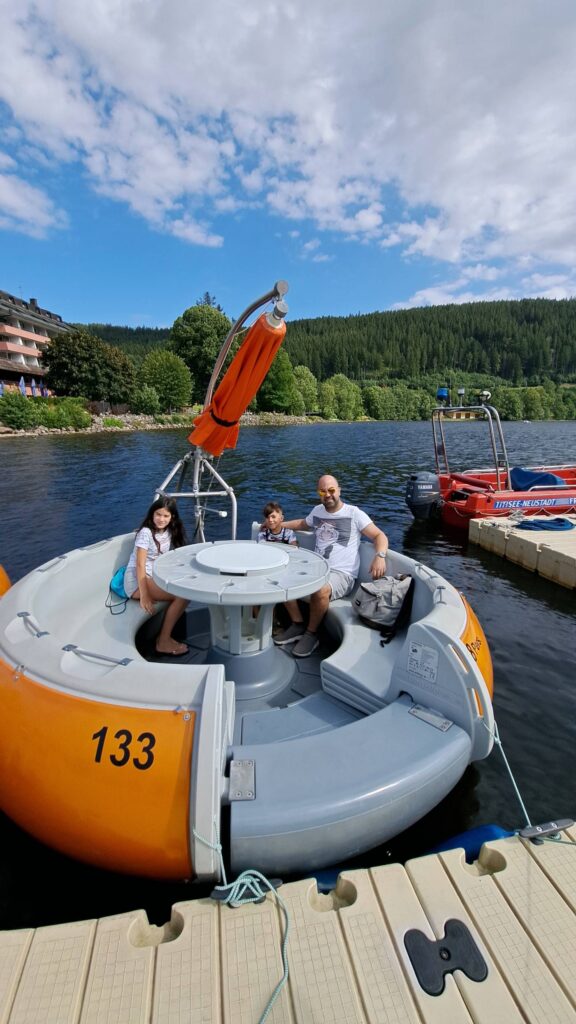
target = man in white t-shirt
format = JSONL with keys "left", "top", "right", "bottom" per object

{"left": 275, "top": 474, "right": 388, "bottom": 658}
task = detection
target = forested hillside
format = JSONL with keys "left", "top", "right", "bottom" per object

{"left": 77, "top": 324, "right": 170, "bottom": 365}
{"left": 283, "top": 298, "right": 576, "bottom": 383}
{"left": 80, "top": 297, "right": 576, "bottom": 384}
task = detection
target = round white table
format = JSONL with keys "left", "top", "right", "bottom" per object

{"left": 153, "top": 540, "right": 329, "bottom": 657}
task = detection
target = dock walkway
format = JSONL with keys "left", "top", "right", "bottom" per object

{"left": 1, "top": 829, "right": 575, "bottom": 1022}
{"left": 469, "top": 514, "right": 576, "bottom": 587}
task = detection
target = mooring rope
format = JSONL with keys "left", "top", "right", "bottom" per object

{"left": 483, "top": 718, "right": 532, "bottom": 827}
{"left": 192, "top": 829, "right": 290, "bottom": 1024}
{"left": 540, "top": 836, "right": 576, "bottom": 847}
{"left": 214, "top": 870, "right": 290, "bottom": 1023}
{"left": 192, "top": 823, "right": 227, "bottom": 884}
{"left": 483, "top": 719, "right": 576, "bottom": 850}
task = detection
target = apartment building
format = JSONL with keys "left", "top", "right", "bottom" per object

{"left": 0, "top": 290, "right": 73, "bottom": 395}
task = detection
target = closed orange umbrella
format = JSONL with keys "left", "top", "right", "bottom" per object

{"left": 188, "top": 310, "right": 287, "bottom": 457}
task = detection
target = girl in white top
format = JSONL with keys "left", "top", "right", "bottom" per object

{"left": 124, "top": 497, "right": 189, "bottom": 656}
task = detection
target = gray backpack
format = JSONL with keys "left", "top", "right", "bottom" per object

{"left": 354, "top": 574, "right": 414, "bottom": 645}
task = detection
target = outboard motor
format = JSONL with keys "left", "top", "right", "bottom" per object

{"left": 405, "top": 472, "right": 441, "bottom": 520}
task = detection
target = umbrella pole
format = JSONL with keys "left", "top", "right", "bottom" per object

{"left": 181, "top": 280, "right": 288, "bottom": 540}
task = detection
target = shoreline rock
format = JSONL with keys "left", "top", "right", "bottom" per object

{"left": 0, "top": 411, "right": 319, "bottom": 438}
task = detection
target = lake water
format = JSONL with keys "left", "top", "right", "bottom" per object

{"left": 1, "top": 420, "right": 575, "bottom": 929}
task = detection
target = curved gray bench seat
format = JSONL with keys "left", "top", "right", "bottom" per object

{"left": 0, "top": 534, "right": 226, "bottom": 706}
{"left": 321, "top": 547, "right": 435, "bottom": 714}
{"left": 230, "top": 692, "right": 471, "bottom": 874}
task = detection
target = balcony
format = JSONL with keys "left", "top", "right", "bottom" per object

{"left": 0, "top": 323, "right": 50, "bottom": 346}
{"left": 0, "top": 339, "right": 41, "bottom": 359}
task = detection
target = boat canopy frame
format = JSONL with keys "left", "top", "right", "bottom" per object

{"left": 432, "top": 402, "right": 511, "bottom": 488}
{"left": 153, "top": 281, "right": 289, "bottom": 543}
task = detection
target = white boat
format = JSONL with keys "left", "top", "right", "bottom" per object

{"left": 0, "top": 283, "right": 494, "bottom": 882}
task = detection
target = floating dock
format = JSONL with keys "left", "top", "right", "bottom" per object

{"left": 469, "top": 515, "right": 576, "bottom": 588}
{"left": 1, "top": 828, "right": 575, "bottom": 1022}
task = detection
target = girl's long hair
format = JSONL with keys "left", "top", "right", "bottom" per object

{"left": 137, "top": 496, "right": 187, "bottom": 550}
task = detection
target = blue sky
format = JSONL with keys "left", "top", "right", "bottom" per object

{"left": 1, "top": 0, "right": 576, "bottom": 328}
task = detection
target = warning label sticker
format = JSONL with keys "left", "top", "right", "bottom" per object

{"left": 407, "top": 641, "right": 439, "bottom": 683}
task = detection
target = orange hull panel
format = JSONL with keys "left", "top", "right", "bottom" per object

{"left": 0, "top": 566, "right": 10, "bottom": 597}
{"left": 0, "top": 659, "right": 195, "bottom": 878}
{"left": 459, "top": 596, "right": 493, "bottom": 699}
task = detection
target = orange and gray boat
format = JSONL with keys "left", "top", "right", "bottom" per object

{"left": 0, "top": 286, "right": 495, "bottom": 883}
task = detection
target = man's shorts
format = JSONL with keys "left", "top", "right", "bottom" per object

{"left": 327, "top": 569, "right": 356, "bottom": 601}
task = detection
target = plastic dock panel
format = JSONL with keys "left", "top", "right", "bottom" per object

{"left": 1, "top": 832, "right": 576, "bottom": 1022}
{"left": 468, "top": 515, "right": 576, "bottom": 587}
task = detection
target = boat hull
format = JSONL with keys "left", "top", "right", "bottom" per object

{"left": 438, "top": 468, "right": 576, "bottom": 529}
{"left": 0, "top": 533, "right": 494, "bottom": 881}
{"left": 0, "top": 659, "right": 196, "bottom": 878}
{"left": 406, "top": 400, "right": 576, "bottom": 529}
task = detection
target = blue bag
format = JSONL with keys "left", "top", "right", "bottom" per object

{"left": 110, "top": 565, "right": 128, "bottom": 599}
{"left": 106, "top": 565, "right": 129, "bottom": 615}
{"left": 109, "top": 565, "right": 127, "bottom": 598}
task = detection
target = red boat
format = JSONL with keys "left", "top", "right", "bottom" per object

{"left": 406, "top": 391, "right": 576, "bottom": 530}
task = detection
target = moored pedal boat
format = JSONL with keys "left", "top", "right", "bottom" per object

{"left": 0, "top": 285, "right": 495, "bottom": 883}
{"left": 0, "top": 531, "right": 493, "bottom": 881}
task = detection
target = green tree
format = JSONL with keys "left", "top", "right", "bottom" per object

{"left": 319, "top": 380, "right": 336, "bottom": 419}
{"left": 169, "top": 305, "right": 231, "bottom": 401}
{"left": 327, "top": 374, "right": 364, "bottom": 420}
{"left": 521, "top": 387, "right": 545, "bottom": 420}
{"left": 105, "top": 346, "right": 138, "bottom": 404}
{"left": 361, "top": 385, "right": 382, "bottom": 419}
{"left": 140, "top": 350, "right": 192, "bottom": 412}
{"left": 130, "top": 384, "right": 161, "bottom": 415}
{"left": 293, "top": 365, "right": 319, "bottom": 412}
{"left": 196, "top": 292, "right": 225, "bottom": 312}
{"left": 416, "top": 388, "right": 436, "bottom": 420}
{"left": 257, "top": 349, "right": 303, "bottom": 413}
{"left": 492, "top": 387, "right": 523, "bottom": 420}
{"left": 44, "top": 330, "right": 135, "bottom": 402}
{"left": 388, "top": 383, "right": 421, "bottom": 420}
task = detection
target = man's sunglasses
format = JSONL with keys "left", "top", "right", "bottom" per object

{"left": 318, "top": 487, "right": 337, "bottom": 497}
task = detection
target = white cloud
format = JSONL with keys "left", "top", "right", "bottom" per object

{"left": 461, "top": 265, "right": 504, "bottom": 283}
{"left": 396, "top": 266, "right": 576, "bottom": 308}
{"left": 300, "top": 237, "right": 333, "bottom": 262}
{"left": 520, "top": 271, "right": 576, "bottom": 300}
{"left": 394, "top": 282, "right": 517, "bottom": 309}
{"left": 1, "top": 0, "right": 576, "bottom": 288}
{"left": 0, "top": 170, "right": 67, "bottom": 237}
